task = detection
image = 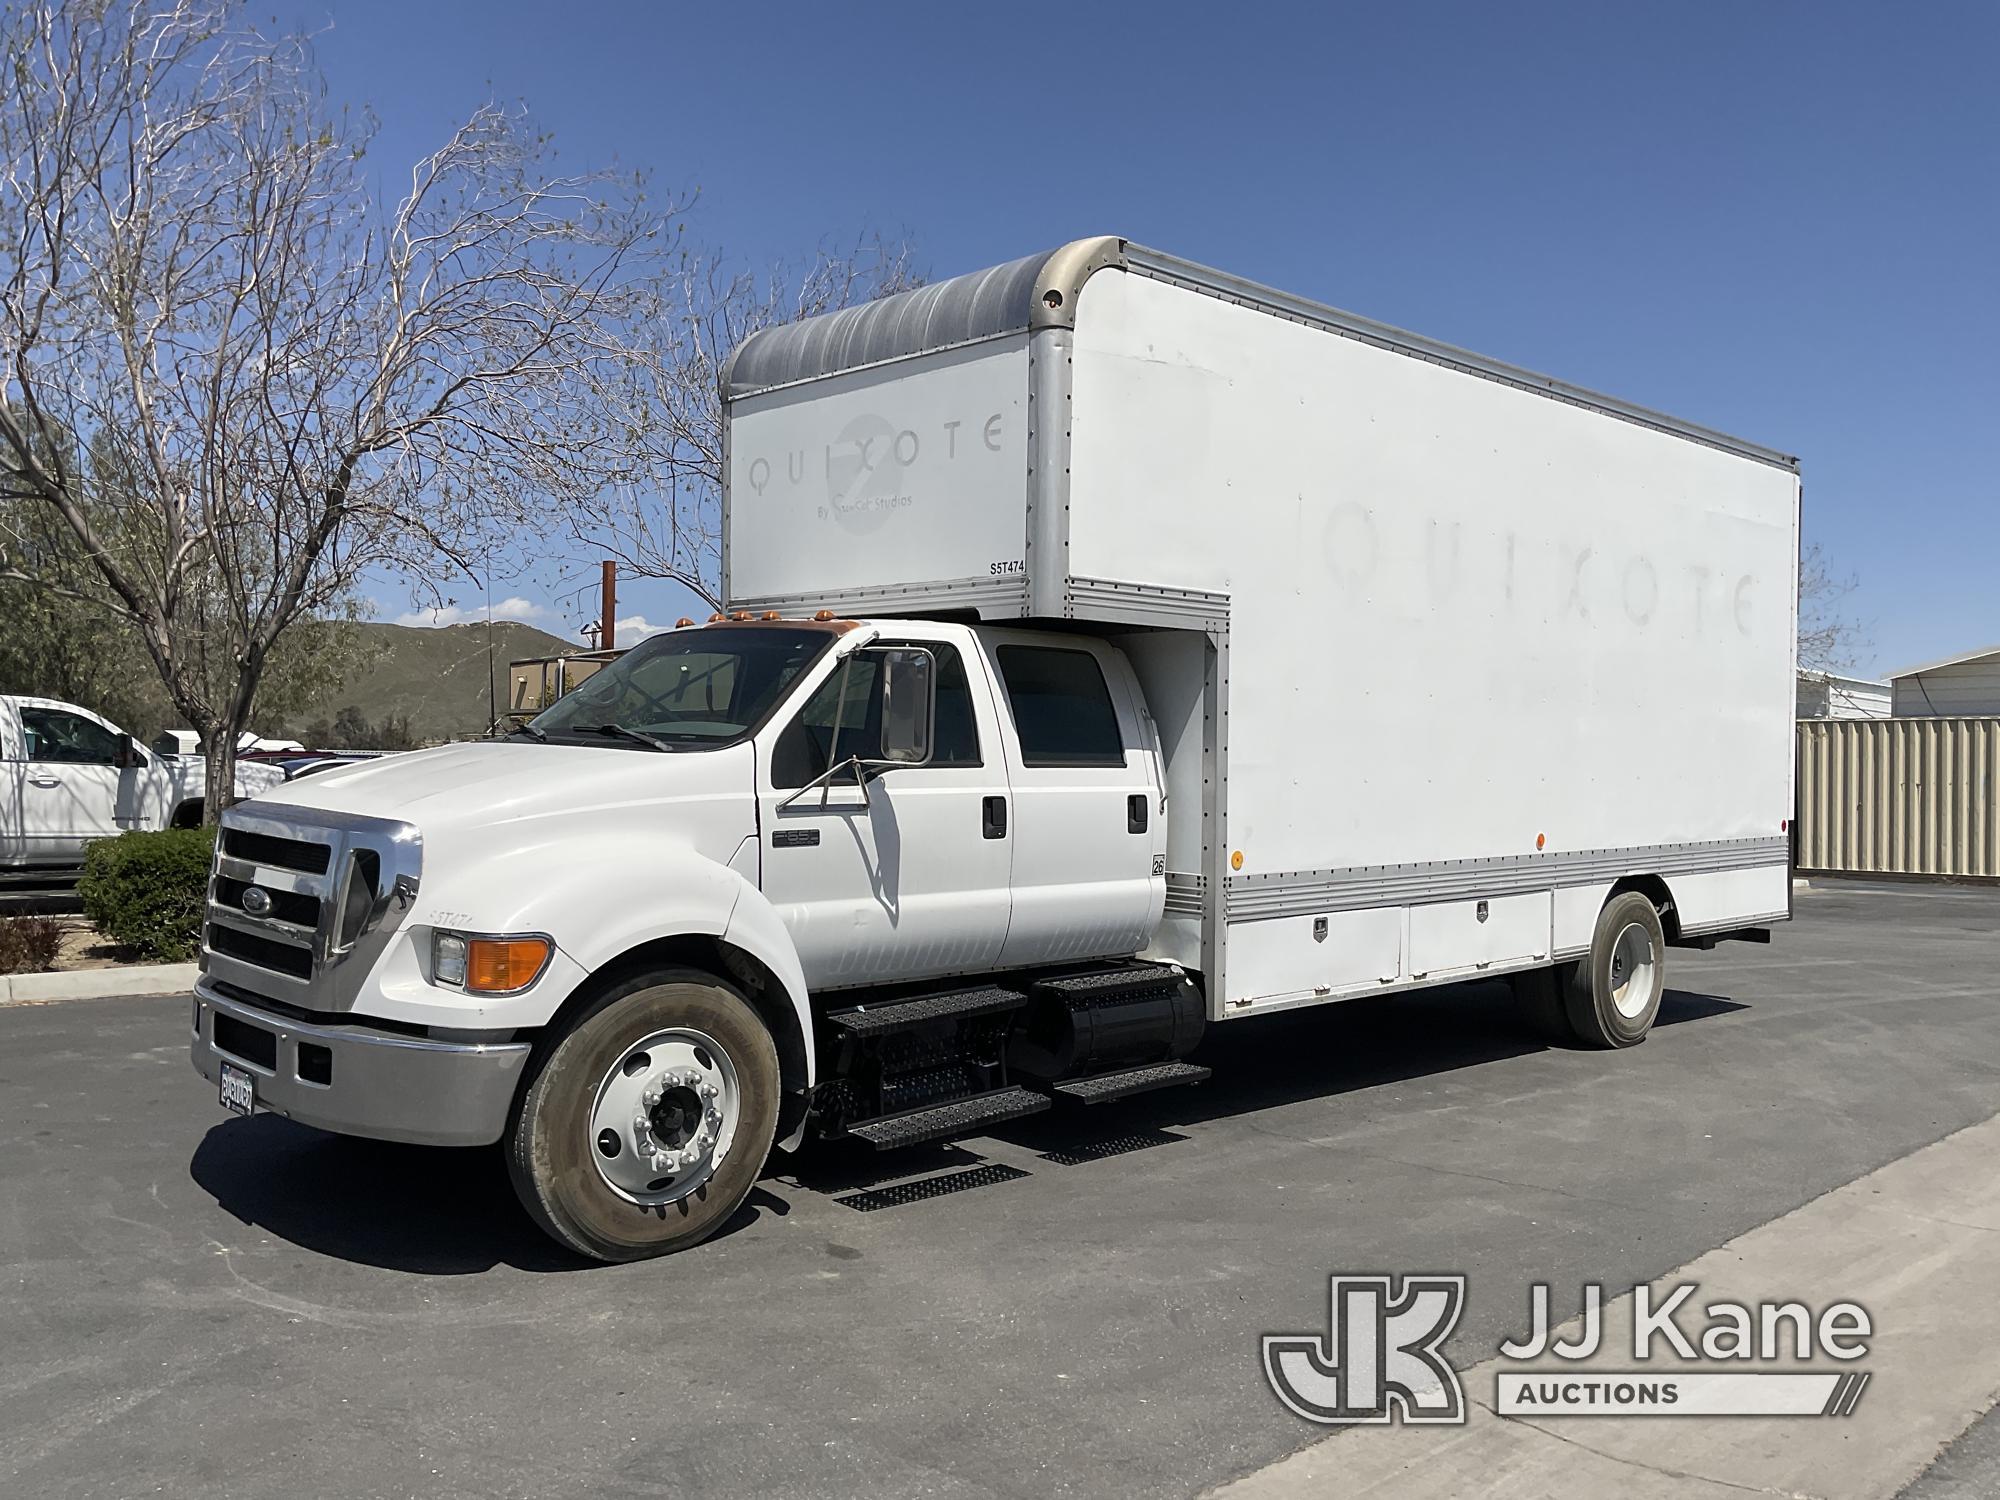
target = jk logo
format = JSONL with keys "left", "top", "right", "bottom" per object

{"left": 1263, "top": 1274, "right": 1468, "bottom": 1425}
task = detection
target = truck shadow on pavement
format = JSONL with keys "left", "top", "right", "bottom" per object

{"left": 186, "top": 981, "right": 1744, "bottom": 1272}
{"left": 781, "top": 981, "right": 1749, "bottom": 1199}
{"left": 187, "top": 1118, "right": 798, "bottom": 1274}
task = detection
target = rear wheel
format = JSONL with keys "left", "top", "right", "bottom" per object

{"left": 1562, "top": 891, "right": 1666, "bottom": 1048}
{"left": 506, "top": 969, "right": 780, "bottom": 1261}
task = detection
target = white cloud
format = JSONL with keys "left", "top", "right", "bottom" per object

{"left": 613, "top": 613, "right": 677, "bottom": 641}
{"left": 395, "top": 596, "right": 557, "bottom": 629}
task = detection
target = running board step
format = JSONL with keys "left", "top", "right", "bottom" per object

{"left": 1037, "top": 964, "right": 1190, "bottom": 1005}
{"left": 826, "top": 984, "right": 1029, "bottom": 1040}
{"left": 847, "top": 1087, "right": 1051, "bottom": 1150}
{"left": 1050, "top": 1060, "right": 1212, "bottom": 1105}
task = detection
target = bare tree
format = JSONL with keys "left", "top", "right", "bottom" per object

{"left": 0, "top": 0, "right": 680, "bottom": 814}
{"left": 571, "top": 237, "right": 921, "bottom": 608}
{"left": 1797, "top": 541, "right": 1869, "bottom": 674}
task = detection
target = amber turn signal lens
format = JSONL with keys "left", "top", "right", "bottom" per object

{"left": 464, "top": 937, "right": 552, "bottom": 993}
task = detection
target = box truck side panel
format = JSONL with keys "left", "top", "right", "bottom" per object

{"left": 725, "top": 334, "right": 1031, "bottom": 609}
{"left": 1067, "top": 269, "right": 1797, "bottom": 1011}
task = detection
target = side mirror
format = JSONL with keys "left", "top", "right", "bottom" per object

{"left": 871, "top": 646, "right": 935, "bottom": 769}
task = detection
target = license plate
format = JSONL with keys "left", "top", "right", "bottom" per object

{"left": 219, "top": 1062, "right": 256, "bottom": 1116}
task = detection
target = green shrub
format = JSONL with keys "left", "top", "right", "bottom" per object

{"left": 0, "top": 915, "right": 64, "bottom": 974}
{"left": 77, "top": 827, "right": 216, "bottom": 962}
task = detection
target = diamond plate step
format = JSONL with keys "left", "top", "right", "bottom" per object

{"left": 1049, "top": 1060, "right": 1212, "bottom": 1105}
{"left": 826, "top": 984, "right": 1028, "bottom": 1040}
{"left": 846, "top": 1086, "right": 1051, "bottom": 1150}
{"left": 1037, "top": 965, "right": 1188, "bottom": 1005}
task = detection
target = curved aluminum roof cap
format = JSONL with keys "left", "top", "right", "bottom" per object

{"left": 721, "top": 235, "right": 1126, "bottom": 400}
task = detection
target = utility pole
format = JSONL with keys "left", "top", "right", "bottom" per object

{"left": 485, "top": 561, "right": 498, "bottom": 732}
{"left": 600, "top": 560, "right": 617, "bottom": 651}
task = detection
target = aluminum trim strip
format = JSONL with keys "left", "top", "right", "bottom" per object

{"left": 1064, "top": 576, "right": 1231, "bottom": 630}
{"left": 1163, "top": 872, "right": 1207, "bottom": 917}
{"left": 1225, "top": 839, "right": 1790, "bottom": 922}
{"left": 726, "top": 575, "right": 1029, "bottom": 618}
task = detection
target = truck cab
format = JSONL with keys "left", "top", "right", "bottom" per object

{"left": 191, "top": 616, "right": 1196, "bottom": 1259}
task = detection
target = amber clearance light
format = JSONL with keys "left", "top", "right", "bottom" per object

{"left": 466, "top": 937, "right": 552, "bottom": 993}
{"left": 434, "top": 931, "right": 552, "bottom": 993}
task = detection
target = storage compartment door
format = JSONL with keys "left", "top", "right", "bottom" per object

{"left": 1408, "top": 892, "right": 1552, "bottom": 979}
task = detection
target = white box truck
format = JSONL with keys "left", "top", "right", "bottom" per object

{"left": 190, "top": 237, "right": 1799, "bottom": 1260}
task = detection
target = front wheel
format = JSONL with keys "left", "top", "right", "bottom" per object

{"left": 506, "top": 969, "right": 780, "bottom": 1261}
{"left": 1562, "top": 891, "right": 1667, "bottom": 1048}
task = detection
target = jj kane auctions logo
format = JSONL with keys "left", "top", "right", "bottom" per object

{"left": 1265, "top": 1275, "right": 1873, "bottom": 1424}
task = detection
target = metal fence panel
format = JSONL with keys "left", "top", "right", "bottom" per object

{"left": 1796, "top": 718, "right": 2000, "bottom": 877}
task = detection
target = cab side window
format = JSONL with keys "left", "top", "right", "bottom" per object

{"left": 20, "top": 707, "right": 120, "bottom": 766}
{"left": 995, "top": 646, "right": 1126, "bottom": 768}
{"left": 770, "top": 643, "right": 982, "bottom": 788}
{"left": 772, "top": 655, "right": 883, "bottom": 788}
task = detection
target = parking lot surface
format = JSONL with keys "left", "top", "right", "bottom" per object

{"left": 3, "top": 882, "right": 1996, "bottom": 1499}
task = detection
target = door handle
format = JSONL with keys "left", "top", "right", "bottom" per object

{"left": 1128, "top": 794, "right": 1148, "bottom": 834}
{"left": 29, "top": 775, "right": 61, "bottom": 788}
{"left": 981, "top": 795, "right": 1007, "bottom": 840}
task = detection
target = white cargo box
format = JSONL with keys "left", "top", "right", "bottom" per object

{"left": 723, "top": 239, "right": 1799, "bottom": 1016}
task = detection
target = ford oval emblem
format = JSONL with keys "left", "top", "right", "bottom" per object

{"left": 241, "top": 886, "right": 273, "bottom": 917}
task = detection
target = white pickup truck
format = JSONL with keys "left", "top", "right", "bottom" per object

{"left": 190, "top": 237, "right": 1800, "bottom": 1261}
{"left": 0, "top": 696, "right": 284, "bottom": 872}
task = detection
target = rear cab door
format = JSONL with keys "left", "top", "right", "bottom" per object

{"left": 973, "top": 630, "right": 1165, "bottom": 969}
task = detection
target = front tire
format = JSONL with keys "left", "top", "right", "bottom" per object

{"left": 506, "top": 969, "right": 780, "bottom": 1262}
{"left": 1562, "top": 891, "right": 1667, "bottom": 1048}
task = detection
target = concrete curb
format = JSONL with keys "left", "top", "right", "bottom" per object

{"left": 0, "top": 962, "right": 198, "bottom": 1004}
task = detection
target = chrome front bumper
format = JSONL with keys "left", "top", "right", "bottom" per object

{"left": 191, "top": 979, "right": 532, "bottom": 1147}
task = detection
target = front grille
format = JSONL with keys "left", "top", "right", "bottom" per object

{"left": 205, "top": 806, "right": 420, "bottom": 1010}
{"left": 220, "top": 827, "right": 331, "bottom": 874}
{"left": 207, "top": 922, "right": 314, "bottom": 980}
{"left": 214, "top": 874, "right": 320, "bottom": 929}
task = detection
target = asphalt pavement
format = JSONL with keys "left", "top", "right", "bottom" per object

{"left": 1, "top": 880, "right": 1996, "bottom": 1499}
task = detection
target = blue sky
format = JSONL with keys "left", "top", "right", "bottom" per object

{"left": 306, "top": 1, "right": 1998, "bottom": 677}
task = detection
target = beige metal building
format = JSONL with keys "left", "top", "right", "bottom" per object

{"left": 1888, "top": 645, "right": 2000, "bottom": 717}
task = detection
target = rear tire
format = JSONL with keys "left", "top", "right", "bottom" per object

{"left": 506, "top": 968, "right": 780, "bottom": 1262}
{"left": 1562, "top": 891, "right": 1666, "bottom": 1048}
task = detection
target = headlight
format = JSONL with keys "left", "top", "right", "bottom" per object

{"left": 431, "top": 930, "right": 551, "bottom": 994}
{"left": 433, "top": 931, "right": 469, "bottom": 986}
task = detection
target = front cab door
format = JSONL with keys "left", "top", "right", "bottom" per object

{"left": 755, "top": 628, "right": 1014, "bottom": 992}
{"left": 16, "top": 704, "right": 124, "bottom": 865}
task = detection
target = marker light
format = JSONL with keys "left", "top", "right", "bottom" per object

{"left": 466, "top": 937, "right": 553, "bottom": 993}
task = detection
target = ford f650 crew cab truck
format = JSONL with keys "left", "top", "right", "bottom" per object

{"left": 191, "top": 238, "right": 1800, "bottom": 1261}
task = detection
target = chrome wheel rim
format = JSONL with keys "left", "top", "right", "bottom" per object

{"left": 1608, "top": 921, "right": 1660, "bottom": 1020}
{"left": 588, "top": 1028, "right": 742, "bottom": 1207}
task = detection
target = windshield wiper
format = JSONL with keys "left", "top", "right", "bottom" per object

{"left": 506, "top": 722, "right": 549, "bottom": 742}
{"left": 586, "top": 723, "right": 675, "bottom": 752}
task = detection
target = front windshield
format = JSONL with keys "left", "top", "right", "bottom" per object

{"left": 528, "top": 626, "right": 833, "bottom": 749}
